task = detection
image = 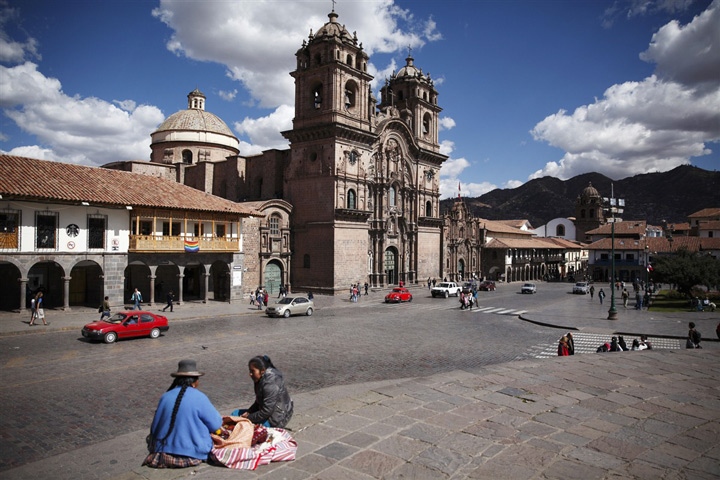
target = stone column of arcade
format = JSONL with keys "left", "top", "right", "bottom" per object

{"left": 19, "top": 277, "right": 28, "bottom": 312}
{"left": 62, "top": 276, "right": 71, "bottom": 310}
{"left": 203, "top": 273, "right": 210, "bottom": 303}
{"left": 148, "top": 275, "right": 156, "bottom": 306}
{"left": 177, "top": 274, "right": 184, "bottom": 305}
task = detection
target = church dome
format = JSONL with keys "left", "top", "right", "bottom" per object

{"left": 155, "top": 109, "right": 234, "bottom": 137}
{"left": 311, "top": 10, "right": 355, "bottom": 44}
{"left": 581, "top": 182, "right": 600, "bottom": 198}
{"left": 396, "top": 55, "right": 422, "bottom": 78}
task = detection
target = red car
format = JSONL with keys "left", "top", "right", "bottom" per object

{"left": 478, "top": 281, "right": 496, "bottom": 291}
{"left": 82, "top": 311, "right": 169, "bottom": 344}
{"left": 385, "top": 287, "right": 412, "bottom": 303}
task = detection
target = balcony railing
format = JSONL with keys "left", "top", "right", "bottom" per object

{"left": 129, "top": 235, "right": 239, "bottom": 252}
{"left": 591, "top": 259, "right": 640, "bottom": 266}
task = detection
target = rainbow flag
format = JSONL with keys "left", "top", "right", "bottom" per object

{"left": 184, "top": 239, "right": 199, "bottom": 252}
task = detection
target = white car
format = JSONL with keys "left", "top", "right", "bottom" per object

{"left": 266, "top": 296, "right": 314, "bottom": 318}
{"left": 573, "top": 282, "right": 590, "bottom": 294}
{"left": 431, "top": 282, "right": 462, "bottom": 298}
{"left": 521, "top": 283, "right": 537, "bottom": 294}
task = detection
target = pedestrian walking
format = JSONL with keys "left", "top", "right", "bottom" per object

{"left": 31, "top": 291, "right": 48, "bottom": 326}
{"left": 162, "top": 291, "right": 174, "bottom": 312}
{"left": 100, "top": 296, "right": 111, "bottom": 319}
{"left": 364, "top": 282, "right": 369, "bottom": 295}
{"left": 589, "top": 285, "right": 595, "bottom": 299}
{"left": 621, "top": 288, "right": 629, "bottom": 308}
{"left": 130, "top": 288, "right": 143, "bottom": 310}
{"left": 598, "top": 288, "right": 605, "bottom": 305}
{"left": 29, "top": 295, "right": 36, "bottom": 325}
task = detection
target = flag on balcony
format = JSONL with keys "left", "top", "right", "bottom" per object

{"left": 184, "top": 239, "right": 200, "bottom": 252}
{"left": 647, "top": 263, "right": 653, "bottom": 272}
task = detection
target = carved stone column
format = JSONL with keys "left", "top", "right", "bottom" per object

{"left": 148, "top": 275, "right": 156, "bottom": 306}
{"left": 203, "top": 273, "right": 210, "bottom": 303}
{"left": 62, "top": 276, "right": 72, "bottom": 311}
{"left": 177, "top": 274, "right": 184, "bottom": 305}
{"left": 19, "top": 277, "right": 28, "bottom": 313}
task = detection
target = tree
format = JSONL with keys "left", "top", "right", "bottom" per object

{"left": 651, "top": 248, "right": 720, "bottom": 296}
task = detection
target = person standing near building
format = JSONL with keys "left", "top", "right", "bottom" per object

{"left": 100, "top": 296, "right": 111, "bottom": 319}
{"left": 131, "top": 288, "right": 143, "bottom": 310}
{"left": 621, "top": 288, "right": 629, "bottom": 308}
{"left": 598, "top": 288, "right": 605, "bottom": 305}
{"left": 589, "top": 285, "right": 595, "bottom": 299}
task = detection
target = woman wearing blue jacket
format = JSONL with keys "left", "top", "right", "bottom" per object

{"left": 143, "top": 359, "right": 222, "bottom": 468}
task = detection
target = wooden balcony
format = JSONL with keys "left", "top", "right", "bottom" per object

{"left": 0, "top": 232, "right": 19, "bottom": 249}
{"left": 129, "top": 235, "right": 239, "bottom": 253}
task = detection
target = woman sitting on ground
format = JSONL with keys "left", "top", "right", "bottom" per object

{"left": 233, "top": 355, "right": 293, "bottom": 428}
{"left": 144, "top": 359, "right": 222, "bottom": 468}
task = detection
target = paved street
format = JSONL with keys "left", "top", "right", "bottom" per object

{"left": 0, "top": 281, "right": 718, "bottom": 479}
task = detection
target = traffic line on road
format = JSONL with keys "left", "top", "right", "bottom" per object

{"left": 4, "top": 356, "right": 27, "bottom": 368}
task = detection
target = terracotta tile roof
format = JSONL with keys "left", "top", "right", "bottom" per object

{"left": 0, "top": 155, "right": 261, "bottom": 216}
{"left": 496, "top": 219, "right": 533, "bottom": 229}
{"left": 543, "top": 237, "right": 587, "bottom": 249}
{"left": 478, "top": 218, "right": 534, "bottom": 236}
{"left": 587, "top": 238, "right": 647, "bottom": 250}
{"left": 485, "top": 237, "right": 563, "bottom": 249}
{"left": 667, "top": 222, "right": 690, "bottom": 231}
{"left": 588, "top": 236, "right": 719, "bottom": 253}
{"left": 586, "top": 221, "right": 647, "bottom": 236}
{"left": 699, "top": 237, "right": 720, "bottom": 250}
{"left": 688, "top": 208, "right": 720, "bottom": 218}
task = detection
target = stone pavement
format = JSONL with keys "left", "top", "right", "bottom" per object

{"left": 2, "top": 286, "right": 719, "bottom": 479}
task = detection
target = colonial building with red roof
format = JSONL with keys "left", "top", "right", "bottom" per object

{"left": 0, "top": 155, "right": 258, "bottom": 311}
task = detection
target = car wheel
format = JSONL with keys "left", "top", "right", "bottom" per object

{"left": 104, "top": 332, "right": 117, "bottom": 344}
{"left": 409, "top": 296, "right": 413, "bottom": 302}
{"left": 444, "top": 291, "right": 449, "bottom": 298}
{"left": 150, "top": 328, "right": 160, "bottom": 339}
{"left": 283, "top": 310, "right": 291, "bottom": 318}
{"left": 306, "top": 307, "right": 313, "bottom": 316}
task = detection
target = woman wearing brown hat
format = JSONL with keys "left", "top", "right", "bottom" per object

{"left": 143, "top": 359, "right": 222, "bottom": 468}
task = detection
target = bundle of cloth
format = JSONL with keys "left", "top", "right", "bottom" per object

{"left": 209, "top": 416, "right": 297, "bottom": 470}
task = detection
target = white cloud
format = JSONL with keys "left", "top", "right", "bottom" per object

{"left": 602, "top": 0, "right": 695, "bottom": 28}
{"left": 530, "top": 1, "right": 720, "bottom": 180}
{"left": 438, "top": 116, "right": 456, "bottom": 131}
{"left": 439, "top": 139, "right": 455, "bottom": 156}
{"left": 234, "top": 104, "right": 293, "bottom": 155}
{"left": 0, "top": 62, "right": 164, "bottom": 165}
{"left": 113, "top": 99, "right": 137, "bottom": 111}
{"left": 218, "top": 89, "right": 238, "bottom": 101}
{"left": 152, "top": 0, "right": 442, "bottom": 109}
{"left": 0, "top": 3, "right": 40, "bottom": 63}
{"left": 503, "top": 179, "right": 524, "bottom": 189}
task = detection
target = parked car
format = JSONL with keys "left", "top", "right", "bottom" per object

{"left": 521, "top": 283, "right": 537, "bottom": 294}
{"left": 431, "top": 282, "right": 462, "bottom": 298}
{"left": 82, "top": 311, "right": 169, "bottom": 344}
{"left": 573, "top": 282, "right": 590, "bottom": 294}
{"left": 461, "top": 282, "right": 477, "bottom": 294}
{"left": 266, "top": 296, "right": 314, "bottom": 318}
{"left": 478, "top": 281, "right": 496, "bottom": 291}
{"left": 385, "top": 287, "right": 413, "bottom": 303}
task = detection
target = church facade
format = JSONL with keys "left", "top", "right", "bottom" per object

{"left": 111, "top": 10, "right": 448, "bottom": 295}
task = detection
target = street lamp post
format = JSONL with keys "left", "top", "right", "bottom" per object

{"left": 604, "top": 185, "right": 624, "bottom": 320}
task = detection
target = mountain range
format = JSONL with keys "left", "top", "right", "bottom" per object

{"left": 440, "top": 165, "right": 720, "bottom": 228}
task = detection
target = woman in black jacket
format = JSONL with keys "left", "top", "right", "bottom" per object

{"left": 234, "top": 355, "right": 293, "bottom": 428}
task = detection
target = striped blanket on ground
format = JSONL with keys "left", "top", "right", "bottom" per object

{"left": 210, "top": 427, "right": 297, "bottom": 470}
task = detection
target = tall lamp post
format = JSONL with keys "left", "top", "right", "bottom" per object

{"left": 604, "top": 185, "right": 624, "bottom": 320}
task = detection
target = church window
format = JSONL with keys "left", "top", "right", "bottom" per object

{"left": 389, "top": 185, "right": 396, "bottom": 206}
{"left": 589, "top": 209, "right": 595, "bottom": 218}
{"left": 346, "top": 54, "right": 353, "bottom": 65}
{"left": 423, "top": 91, "right": 427, "bottom": 101}
{"left": 580, "top": 209, "right": 586, "bottom": 218}
{"left": 312, "top": 84, "right": 323, "bottom": 109}
{"left": 556, "top": 224, "right": 565, "bottom": 236}
{"left": 347, "top": 189, "right": 356, "bottom": 209}
{"left": 344, "top": 81, "right": 357, "bottom": 111}
{"left": 425, "top": 201, "right": 432, "bottom": 217}
{"left": 303, "top": 254, "right": 310, "bottom": 268}
{"left": 182, "top": 150, "right": 193, "bottom": 164}
{"left": 269, "top": 215, "right": 280, "bottom": 236}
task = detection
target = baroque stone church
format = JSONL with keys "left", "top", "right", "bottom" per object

{"left": 109, "top": 10, "right": 448, "bottom": 296}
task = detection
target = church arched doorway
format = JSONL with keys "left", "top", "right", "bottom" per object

{"left": 264, "top": 260, "right": 283, "bottom": 295}
{"left": 458, "top": 259, "right": 465, "bottom": 282}
{"left": 384, "top": 248, "right": 398, "bottom": 285}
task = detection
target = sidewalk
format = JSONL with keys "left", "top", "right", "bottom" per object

{"left": 4, "top": 349, "right": 719, "bottom": 479}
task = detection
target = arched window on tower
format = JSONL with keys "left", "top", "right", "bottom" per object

{"left": 344, "top": 81, "right": 357, "bottom": 111}
{"left": 269, "top": 215, "right": 280, "bottom": 236}
{"left": 589, "top": 209, "right": 595, "bottom": 218}
{"left": 422, "top": 113, "right": 431, "bottom": 136}
{"left": 182, "top": 150, "right": 193, "bottom": 164}
{"left": 346, "top": 54, "right": 353, "bottom": 65}
{"left": 426, "top": 201, "right": 432, "bottom": 217}
{"left": 312, "top": 84, "right": 323, "bottom": 110}
{"left": 347, "top": 189, "right": 356, "bottom": 209}
{"left": 556, "top": 224, "right": 565, "bottom": 236}
{"left": 389, "top": 185, "right": 397, "bottom": 206}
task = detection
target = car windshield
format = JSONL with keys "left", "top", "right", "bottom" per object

{"left": 576, "top": 283, "right": 586, "bottom": 287}
{"left": 392, "top": 288, "right": 404, "bottom": 293}
{"left": 103, "top": 313, "right": 127, "bottom": 324}
{"left": 277, "top": 298, "right": 294, "bottom": 305}
{"left": 524, "top": 284, "right": 534, "bottom": 288}
{"left": 437, "top": 283, "right": 452, "bottom": 288}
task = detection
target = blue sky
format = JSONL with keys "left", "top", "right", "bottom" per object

{"left": 1, "top": 0, "right": 718, "bottom": 199}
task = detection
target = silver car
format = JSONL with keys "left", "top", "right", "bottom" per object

{"left": 266, "top": 296, "right": 314, "bottom": 318}
{"left": 521, "top": 283, "right": 537, "bottom": 294}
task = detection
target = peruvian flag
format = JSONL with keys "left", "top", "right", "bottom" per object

{"left": 647, "top": 264, "right": 653, "bottom": 272}
{"left": 458, "top": 181, "right": 461, "bottom": 200}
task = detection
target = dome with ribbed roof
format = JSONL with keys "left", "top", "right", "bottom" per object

{"left": 155, "top": 109, "right": 234, "bottom": 137}
{"left": 581, "top": 182, "right": 600, "bottom": 198}
{"left": 311, "top": 10, "right": 355, "bottom": 44}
